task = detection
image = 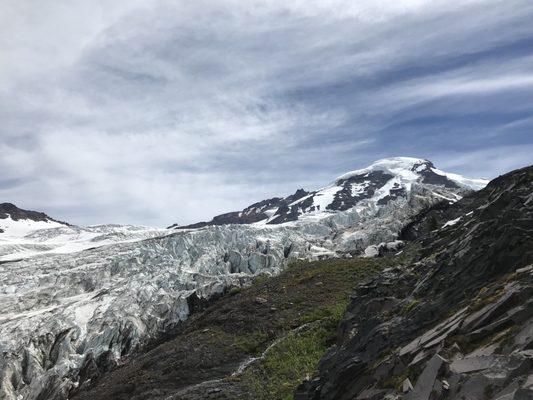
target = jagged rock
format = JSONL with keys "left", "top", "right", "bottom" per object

{"left": 295, "top": 165, "right": 533, "bottom": 400}
{"left": 450, "top": 355, "right": 497, "bottom": 373}
{"left": 461, "top": 283, "right": 529, "bottom": 333}
{"left": 405, "top": 354, "right": 446, "bottom": 400}
{"left": 399, "top": 307, "right": 467, "bottom": 357}
{"left": 363, "top": 245, "right": 380, "bottom": 258}
{"left": 363, "top": 241, "right": 404, "bottom": 258}
{"left": 515, "top": 318, "right": 533, "bottom": 349}
{"left": 450, "top": 374, "right": 495, "bottom": 400}
{"left": 402, "top": 378, "right": 413, "bottom": 393}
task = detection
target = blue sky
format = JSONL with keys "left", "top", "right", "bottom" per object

{"left": 1, "top": 0, "right": 532, "bottom": 226}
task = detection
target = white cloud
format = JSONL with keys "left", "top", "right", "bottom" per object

{"left": 1, "top": 0, "right": 532, "bottom": 225}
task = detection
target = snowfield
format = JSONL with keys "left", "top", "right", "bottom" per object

{"left": 0, "top": 222, "right": 171, "bottom": 261}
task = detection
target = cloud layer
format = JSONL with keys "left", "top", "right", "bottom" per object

{"left": 1, "top": 0, "right": 532, "bottom": 226}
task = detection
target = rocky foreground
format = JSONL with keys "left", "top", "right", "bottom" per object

{"left": 68, "top": 165, "right": 533, "bottom": 399}
{"left": 296, "top": 165, "right": 533, "bottom": 399}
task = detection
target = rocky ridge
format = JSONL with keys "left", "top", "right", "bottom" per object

{"left": 171, "top": 158, "right": 486, "bottom": 229}
{"left": 295, "top": 165, "right": 533, "bottom": 399}
{"left": 0, "top": 203, "right": 65, "bottom": 224}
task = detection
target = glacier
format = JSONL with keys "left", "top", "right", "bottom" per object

{"left": 0, "top": 158, "right": 488, "bottom": 400}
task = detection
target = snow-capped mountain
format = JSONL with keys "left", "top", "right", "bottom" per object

{"left": 0, "top": 158, "right": 488, "bottom": 400}
{"left": 0, "top": 203, "right": 67, "bottom": 235}
{"left": 171, "top": 158, "right": 487, "bottom": 228}
{"left": 0, "top": 204, "right": 171, "bottom": 261}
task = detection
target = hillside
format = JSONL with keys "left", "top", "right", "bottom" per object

{"left": 297, "top": 165, "right": 533, "bottom": 399}
{"left": 70, "top": 166, "right": 533, "bottom": 399}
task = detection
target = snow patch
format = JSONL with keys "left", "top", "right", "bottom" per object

{"left": 312, "top": 185, "right": 342, "bottom": 211}
{"left": 443, "top": 217, "right": 462, "bottom": 228}
{"left": 336, "top": 157, "right": 426, "bottom": 182}
{"left": 431, "top": 168, "right": 488, "bottom": 190}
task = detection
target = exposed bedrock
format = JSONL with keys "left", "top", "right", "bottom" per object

{"left": 295, "top": 166, "right": 533, "bottom": 400}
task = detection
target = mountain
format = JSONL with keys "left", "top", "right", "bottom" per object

{"left": 170, "top": 157, "right": 487, "bottom": 229}
{"left": 0, "top": 157, "right": 487, "bottom": 400}
{"left": 67, "top": 165, "right": 532, "bottom": 400}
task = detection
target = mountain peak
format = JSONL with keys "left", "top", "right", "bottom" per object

{"left": 174, "top": 157, "right": 488, "bottom": 229}
{"left": 335, "top": 157, "right": 431, "bottom": 181}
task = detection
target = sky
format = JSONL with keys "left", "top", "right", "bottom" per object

{"left": 1, "top": 0, "right": 532, "bottom": 227}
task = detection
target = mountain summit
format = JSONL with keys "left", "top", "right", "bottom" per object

{"left": 171, "top": 157, "right": 487, "bottom": 229}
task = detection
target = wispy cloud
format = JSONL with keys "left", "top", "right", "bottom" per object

{"left": 1, "top": 0, "right": 532, "bottom": 225}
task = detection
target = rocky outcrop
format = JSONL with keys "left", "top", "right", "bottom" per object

{"left": 0, "top": 203, "right": 61, "bottom": 223}
{"left": 295, "top": 165, "right": 533, "bottom": 399}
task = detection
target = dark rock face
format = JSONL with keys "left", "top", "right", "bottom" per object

{"left": 0, "top": 203, "right": 53, "bottom": 222}
{"left": 328, "top": 171, "right": 393, "bottom": 211}
{"left": 170, "top": 190, "right": 312, "bottom": 229}
{"left": 295, "top": 166, "right": 533, "bottom": 400}
{"left": 414, "top": 160, "right": 460, "bottom": 189}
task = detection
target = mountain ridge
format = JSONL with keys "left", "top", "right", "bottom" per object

{"left": 296, "top": 164, "right": 533, "bottom": 400}
{"left": 170, "top": 157, "right": 487, "bottom": 229}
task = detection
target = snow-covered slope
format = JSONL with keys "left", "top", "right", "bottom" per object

{"left": 173, "top": 157, "right": 488, "bottom": 228}
{"left": 0, "top": 223, "right": 171, "bottom": 261}
{"left": 0, "top": 216, "right": 65, "bottom": 237}
{"left": 0, "top": 204, "right": 171, "bottom": 261}
{"left": 0, "top": 158, "right": 488, "bottom": 400}
{"left": 0, "top": 203, "right": 66, "bottom": 235}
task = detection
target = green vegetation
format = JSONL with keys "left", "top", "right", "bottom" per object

{"left": 238, "top": 310, "right": 343, "bottom": 400}
{"left": 234, "top": 331, "right": 270, "bottom": 356}
{"left": 401, "top": 298, "right": 421, "bottom": 315}
{"left": 470, "top": 285, "right": 505, "bottom": 312}
{"left": 251, "top": 273, "right": 271, "bottom": 287}
{"left": 226, "top": 253, "right": 414, "bottom": 400}
{"left": 380, "top": 372, "right": 409, "bottom": 392}
{"left": 298, "top": 301, "right": 347, "bottom": 325}
{"left": 228, "top": 286, "right": 242, "bottom": 296}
